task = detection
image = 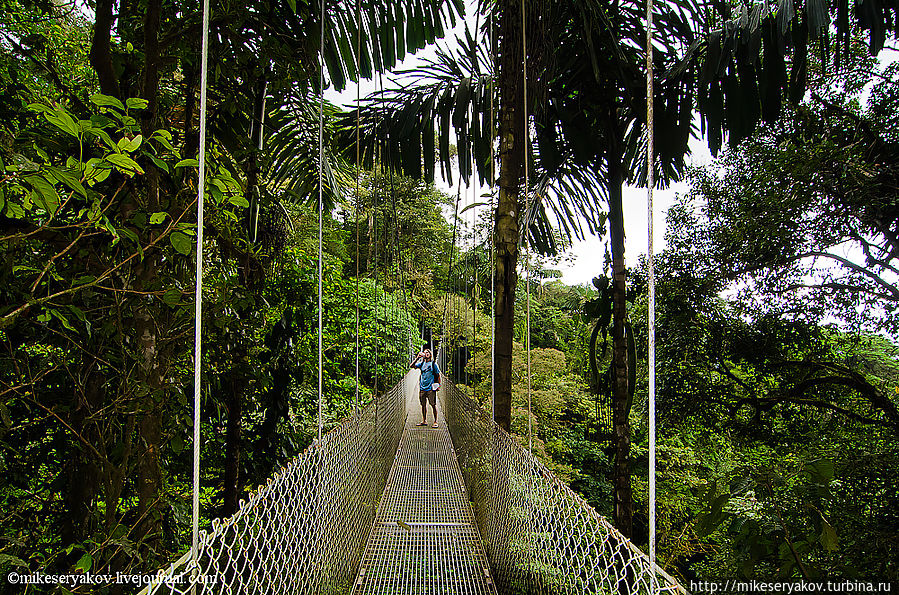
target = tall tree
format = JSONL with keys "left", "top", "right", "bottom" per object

{"left": 340, "top": 0, "right": 699, "bottom": 535}
{"left": 342, "top": 0, "right": 899, "bottom": 537}
{"left": 677, "top": 54, "right": 899, "bottom": 334}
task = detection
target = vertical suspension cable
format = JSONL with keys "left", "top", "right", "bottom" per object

{"left": 354, "top": 0, "right": 361, "bottom": 416}
{"left": 374, "top": 70, "right": 384, "bottom": 401}
{"left": 487, "top": 6, "right": 498, "bottom": 562}
{"left": 471, "top": 181, "right": 477, "bottom": 400}
{"left": 317, "top": 0, "right": 325, "bottom": 443}
{"left": 489, "top": 7, "right": 496, "bottom": 421}
{"left": 521, "top": 0, "right": 532, "bottom": 453}
{"left": 191, "top": 0, "right": 210, "bottom": 569}
{"left": 387, "top": 184, "right": 398, "bottom": 373}
{"left": 472, "top": 184, "right": 476, "bottom": 394}
{"left": 316, "top": 4, "right": 326, "bottom": 585}
{"left": 646, "top": 0, "right": 658, "bottom": 577}
{"left": 464, "top": 184, "right": 468, "bottom": 389}
{"left": 470, "top": 0, "right": 481, "bottom": 405}
{"left": 252, "top": 82, "right": 268, "bottom": 243}
{"left": 393, "top": 179, "right": 412, "bottom": 371}
{"left": 315, "top": 13, "right": 326, "bottom": 585}
{"left": 444, "top": 179, "right": 462, "bottom": 379}
{"left": 387, "top": 167, "right": 408, "bottom": 374}
{"left": 373, "top": 181, "right": 378, "bottom": 399}
{"left": 521, "top": 0, "right": 535, "bottom": 588}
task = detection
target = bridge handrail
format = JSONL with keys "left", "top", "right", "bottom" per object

{"left": 141, "top": 371, "right": 415, "bottom": 594}
{"left": 440, "top": 377, "right": 687, "bottom": 595}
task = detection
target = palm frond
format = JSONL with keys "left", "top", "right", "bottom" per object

{"left": 695, "top": 0, "right": 899, "bottom": 153}
{"left": 336, "top": 0, "right": 705, "bottom": 253}
{"left": 336, "top": 27, "right": 493, "bottom": 186}
{"left": 264, "top": 90, "right": 351, "bottom": 212}
{"left": 324, "top": 0, "right": 466, "bottom": 91}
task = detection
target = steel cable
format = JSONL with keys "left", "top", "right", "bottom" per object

{"left": 646, "top": 0, "right": 658, "bottom": 579}
{"left": 354, "top": 0, "right": 361, "bottom": 416}
{"left": 190, "top": 0, "right": 210, "bottom": 576}
{"left": 521, "top": 1, "right": 535, "bottom": 590}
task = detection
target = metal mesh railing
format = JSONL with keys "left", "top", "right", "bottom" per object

{"left": 143, "top": 372, "right": 415, "bottom": 595}
{"left": 439, "top": 378, "right": 685, "bottom": 595}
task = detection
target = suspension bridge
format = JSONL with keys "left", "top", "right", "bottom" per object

{"left": 138, "top": 0, "right": 678, "bottom": 589}
{"left": 143, "top": 366, "right": 683, "bottom": 595}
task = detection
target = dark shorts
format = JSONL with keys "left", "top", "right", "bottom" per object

{"left": 419, "top": 389, "right": 436, "bottom": 407}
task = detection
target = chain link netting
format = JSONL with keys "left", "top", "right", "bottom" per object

{"left": 142, "top": 372, "right": 415, "bottom": 595}
{"left": 439, "top": 378, "right": 685, "bottom": 595}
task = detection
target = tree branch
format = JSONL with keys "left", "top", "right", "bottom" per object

{"left": 141, "top": 0, "right": 162, "bottom": 131}
{"left": 23, "top": 393, "right": 105, "bottom": 462}
{"left": 776, "top": 282, "right": 898, "bottom": 303}
{"left": 809, "top": 91, "right": 885, "bottom": 152}
{"left": 715, "top": 354, "right": 755, "bottom": 397}
{"left": 0, "top": 195, "right": 197, "bottom": 329}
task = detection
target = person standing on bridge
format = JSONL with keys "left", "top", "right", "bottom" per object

{"left": 411, "top": 349, "right": 441, "bottom": 428}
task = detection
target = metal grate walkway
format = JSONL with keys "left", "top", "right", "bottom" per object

{"left": 352, "top": 385, "right": 497, "bottom": 595}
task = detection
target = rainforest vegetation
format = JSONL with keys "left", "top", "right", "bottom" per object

{"left": 1, "top": 0, "right": 897, "bottom": 591}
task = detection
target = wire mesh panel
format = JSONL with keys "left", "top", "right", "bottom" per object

{"left": 142, "top": 372, "right": 415, "bottom": 595}
{"left": 439, "top": 379, "right": 686, "bottom": 595}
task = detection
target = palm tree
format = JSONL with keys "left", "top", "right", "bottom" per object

{"left": 340, "top": 0, "right": 899, "bottom": 537}
{"left": 340, "top": 0, "right": 699, "bottom": 536}
{"left": 688, "top": 0, "right": 899, "bottom": 155}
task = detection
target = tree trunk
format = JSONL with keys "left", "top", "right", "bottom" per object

{"left": 134, "top": 306, "right": 165, "bottom": 551}
{"left": 220, "top": 74, "right": 268, "bottom": 517}
{"left": 245, "top": 74, "right": 267, "bottom": 242}
{"left": 492, "top": 0, "right": 525, "bottom": 433}
{"left": 252, "top": 357, "right": 291, "bottom": 480}
{"left": 366, "top": 212, "right": 375, "bottom": 276}
{"left": 61, "top": 372, "right": 104, "bottom": 547}
{"left": 222, "top": 367, "right": 244, "bottom": 516}
{"left": 135, "top": 0, "right": 167, "bottom": 552}
{"left": 607, "top": 115, "right": 633, "bottom": 538}
{"left": 141, "top": 0, "right": 161, "bottom": 126}
{"left": 105, "top": 414, "right": 134, "bottom": 532}
{"left": 89, "top": 0, "right": 120, "bottom": 97}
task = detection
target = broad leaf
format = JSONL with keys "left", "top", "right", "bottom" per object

{"left": 170, "top": 231, "right": 193, "bottom": 255}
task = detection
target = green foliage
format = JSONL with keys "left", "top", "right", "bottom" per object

{"left": 637, "top": 58, "right": 899, "bottom": 580}
{"left": 691, "top": 458, "right": 841, "bottom": 578}
{"left": 1, "top": 98, "right": 184, "bottom": 259}
{"left": 2, "top": 0, "right": 898, "bottom": 586}
{"left": 0, "top": 94, "right": 215, "bottom": 579}
{"left": 341, "top": 168, "right": 454, "bottom": 292}
{"left": 696, "top": 0, "right": 894, "bottom": 154}
{"left": 0, "top": 0, "right": 446, "bottom": 579}
{"left": 622, "top": 249, "right": 899, "bottom": 579}
{"left": 0, "top": 0, "right": 95, "bottom": 118}
{"left": 676, "top": 60, "right": 899, "bottom": 334}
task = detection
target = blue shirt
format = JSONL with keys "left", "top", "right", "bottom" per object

{"left": 413, "top": 361, "right": 440, "bottom": 391}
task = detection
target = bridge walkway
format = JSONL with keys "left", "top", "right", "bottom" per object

{"left": 352, "top": 386, "right": 496, "bottom": 594}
